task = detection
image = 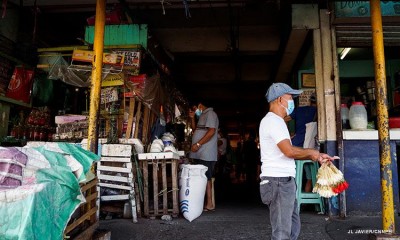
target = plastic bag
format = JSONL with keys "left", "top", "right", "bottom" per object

{"left": 6, "top": 67, "right": 35, "bottom": 103}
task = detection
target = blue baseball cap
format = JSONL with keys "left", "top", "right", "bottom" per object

{"left": 265, "top": 83, "right": 303, "bottom": 103}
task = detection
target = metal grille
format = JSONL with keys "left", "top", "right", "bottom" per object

{"left": 335, "top": 24, "right": 400, "bottom": 47}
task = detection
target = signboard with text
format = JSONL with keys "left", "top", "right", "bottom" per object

{"left": 335, "top": 1, "right": 400, "bottom": 18}
{"left": 299, "top": 88, "right": 316, "bottom": 107}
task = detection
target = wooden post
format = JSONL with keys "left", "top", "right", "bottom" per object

{"left": 171, "top": 159, "right": 179, "bottom": 217}
{"left": 126, "top": 97, "right": 136, "bottom": 139}
{"left": 162, "top": 160, "right": 168, "bottom": 215}
{"left": 313, "top": 28, "right": 326, "bottom": 142}
{"left": 142, "top": 106, "right": 150, "bottom": 145}
{"left": 134, "top": 102, "right": 142, "bottom": 139}
{"left": 142, "top": 160, "right": 149, "bottom": 216}
{"left": 152, "top": 160, "right": 159, "bottom": 216}
{"left": 320, "top": 10, "right": 336, "bottom": 143}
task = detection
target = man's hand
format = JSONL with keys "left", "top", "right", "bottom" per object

{"left": 317, "top": 154, "right": 339, "bottom": 164}
{"left": 191, "top": 144, "right": 200, "bottom": 152}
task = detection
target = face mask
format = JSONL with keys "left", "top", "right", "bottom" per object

{"left": 281, "top": 98, "right": 295, "bottom": 115}
{"left": 195, "top": 109, "right": 202, "bottom": 117}
{"left": 287, "top": 100, "right": 295, "bottom": 115}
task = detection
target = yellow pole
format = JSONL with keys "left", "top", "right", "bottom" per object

{"left": 87, "top": 0, "right": 106, "bottom": 154}
{"left": 370, "top": 0, "right": 395, "bottom": 233}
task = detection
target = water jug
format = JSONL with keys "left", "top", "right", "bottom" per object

{"left": 341, "top": 104, "right": 350, "bottom": 129}
{"left": 349, "top": 102, "right": 368, "bottom": 130}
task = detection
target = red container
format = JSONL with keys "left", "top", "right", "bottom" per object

{"left": 389, "top": 117, "right": 400, "bottom": 129}
{"left": 87, "top": 9, "right": 122, "bottom": 25}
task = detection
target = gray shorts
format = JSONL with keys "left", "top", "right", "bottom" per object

{"left": 193, "top": 159, "right": 215, "bottom": 180}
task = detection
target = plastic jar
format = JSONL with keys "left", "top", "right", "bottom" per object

{"left": 341, "top": 104, "right": 350, "bottom": 129}
{"left": 349, "top": 102, "right": 368, "bottom": 130}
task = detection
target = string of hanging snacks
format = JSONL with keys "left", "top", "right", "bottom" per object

{"left": 313, "top": 159, "right": 349, "bottom": 198}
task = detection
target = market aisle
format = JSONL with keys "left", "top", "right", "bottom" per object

{"left": 98, "top": 201, "right": 334, "bottom": 240}
{"left": 98, "top": 177, "right": 400, "bottom": 240}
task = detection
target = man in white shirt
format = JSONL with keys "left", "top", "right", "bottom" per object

{"left": 259, "top": 83, "right": 334, "bottom": 240}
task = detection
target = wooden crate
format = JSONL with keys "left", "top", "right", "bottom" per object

{"left": 64, "top": 177, "right": 98, "bottom": 240}
{"left": 138, "top": 152, "right": 179, "bottom": 218}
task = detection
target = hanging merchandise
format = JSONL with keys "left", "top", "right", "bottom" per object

{"left": 125, "top": 74, "right": 146, "bottom": 99}
{"left": 312, "top": 159, "right": 348, "bottom": 198}
{"left": 6, "top": 66, "right": 35, "bottom": 104}
{"left": 150, "top": 106, "right": 166, "bottom": 142}
{"left": 48, "top": 56, "right": 92, "bottom": 87}
{"left": 32, "top": 75, "right": 54, "bottom": 106}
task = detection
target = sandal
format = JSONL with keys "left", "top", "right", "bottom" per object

{"left": 203, "top": 207, "right": 215, "bottom": 212}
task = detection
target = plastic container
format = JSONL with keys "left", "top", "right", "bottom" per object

{"left": 349, "top": 102, "right": 368, "bottom": 130}
{"left": 340, "top": 104, "right": 350, "bottom": 129}
{"left": 389, "top": 117, "right": 400, "bottom": 129}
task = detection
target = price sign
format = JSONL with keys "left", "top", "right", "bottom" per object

{"left": 299, "top": 89, "right": 316, "bottom": 107}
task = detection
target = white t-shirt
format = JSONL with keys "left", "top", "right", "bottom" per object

{"left": 259, "top": 112, "right": 296, "bottom": 177}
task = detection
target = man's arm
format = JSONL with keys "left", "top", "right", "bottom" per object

{"left": 188, "top": 109, "right": 196, "bottom": 130}
{"left": 277, "top": 139, "right": 332, "bottom": 164}
{"left": 284, "top": 115, "right": 292, "bottom": 122}
{"left": 191, "top": 128, "right": 216, "bottom": 152}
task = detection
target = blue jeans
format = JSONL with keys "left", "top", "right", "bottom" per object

{"left": 260, "top": 177, "right": 300, "bottom": 240}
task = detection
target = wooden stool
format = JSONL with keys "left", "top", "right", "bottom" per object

{"left": 295, "top": 160, "right": 324, "bottom": 213}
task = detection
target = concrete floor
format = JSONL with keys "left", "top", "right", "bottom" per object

{"left": 98, "top": 180, "right": 400, "bottom": 240}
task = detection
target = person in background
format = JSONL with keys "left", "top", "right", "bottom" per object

{"left": 216, "top": 129, "right": 228, "bottom": 179}
{"left": 189, "top": 100, "right": 219, "bottom": 212}
{"left": 242, "top": 129, "right": 260, "bottom": 198}
{"left": 259, "top": 83, "right": 335, "bottom": 240}
{"left": 284, "top": 93, "right": 318, "bottom": 192}
{"left": 234, "top": 136, "right": 245, "bottom": 183}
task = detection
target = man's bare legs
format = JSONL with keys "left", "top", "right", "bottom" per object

{"left": 305, "top": 179, "right": 312, "bottom": 192}
{"left": 204, "top": 180, "right": 214, "bottom": 210}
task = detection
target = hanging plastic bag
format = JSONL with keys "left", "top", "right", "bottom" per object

{"left": 32, "top": 74, "right": 54, "bottom": 106}
{"left": 6, "top": 66, "right": 35, "bottom": 103}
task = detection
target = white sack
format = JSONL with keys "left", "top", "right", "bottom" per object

{"left": 179, "top": 164, "right": 208, "bottom": 222}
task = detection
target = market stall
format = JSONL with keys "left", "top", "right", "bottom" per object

{"left": 342, "top": 130, "right": 400, "bottom": 214}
